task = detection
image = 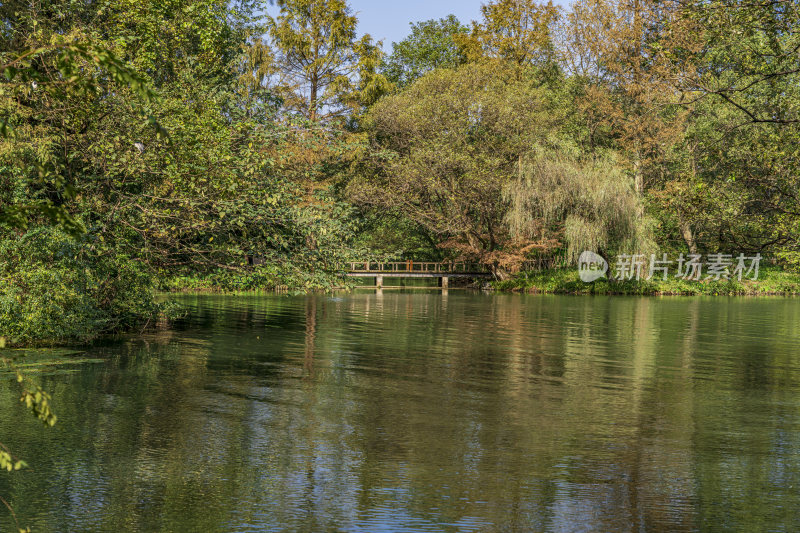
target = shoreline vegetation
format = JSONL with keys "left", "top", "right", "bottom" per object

{"left": 492, "top": 267, "right": 800, "bottom": 296}
{"left": 157, "top": 265, "right": 800, "bottom": 297}
{"left": 3, "top": 268, "right": 800, "bottom": 349}
{"left": 4, "top": 257, "right": 800, "bottom": 349}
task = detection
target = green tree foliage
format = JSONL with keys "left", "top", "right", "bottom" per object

{"left": 549, "top": 0, "right": 800, "bottom": 263}
{"left": 0, "top": 40, "right": 161, "bottom": 234}
{"left": 1, "top": 0, "right": 799, "bottom": 312}
{"left": 669, "top": 0, "right": 800, "bottom": 126}
{"left": 267, "top": 0, "right": 390, "bottom": 121}
{"left": 0, "top": 228, "right": 163, "bottom": 345}
{"left": 61, "top": 70, "right": 361, "bottom": 286}
{"left": 382, "top": 15, "right": 468, "bottom": 88}
{"left": 350, "top": 62, "right": 568, "bottom": 276}
{"left": 459, "top": 0, "right": 561, "bottom": 69}
{"left": 652, "top": 0, "right": 800, "bottom": 262}
{"left": 353, "top": 0, "right": 800, "bottom": 274}
{"left": 1, "top": 0, "right": 364, "bottom": 347}
{"left": 557, "top": 0, "right": 688, "bottom": 193}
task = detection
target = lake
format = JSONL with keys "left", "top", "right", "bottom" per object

{"left": 2, "top": 291, "right": 800, "bottom": 532}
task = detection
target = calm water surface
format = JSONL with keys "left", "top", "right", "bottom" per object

{"left": 3, "top": 291, "right": 800, "bottom": 532}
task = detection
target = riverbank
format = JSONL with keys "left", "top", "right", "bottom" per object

{"left": 7, "top": 267, "right": 800, "bottom": 348}
{"left": 493, "top": 267, "right": 800, "bottom": 295}
{"left": 158, "top": 267, "right": 343, "bottom": 293}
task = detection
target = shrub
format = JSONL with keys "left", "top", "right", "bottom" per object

{"left": 0, "top": 227, "right": 163, "bottom": 346}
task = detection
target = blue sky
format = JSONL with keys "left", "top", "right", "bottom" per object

{"left": 266, "top": 1, "right": 571, "bottom": 51}
{"left": 348, "top": 0, "right": 483, "bottom": 48}
{"left": 348, "top": 0, "right": 570, "bottom": 49}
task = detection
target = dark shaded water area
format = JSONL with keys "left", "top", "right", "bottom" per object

{"left": 2, "top": 291, "right": 800, "bottom": 532}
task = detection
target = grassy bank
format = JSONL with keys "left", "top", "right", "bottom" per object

{"left": 157, "top": 266, "right": 348, "bottom": 293}
{"left": 493, "top": 267, "right": 800, "bottom": 295}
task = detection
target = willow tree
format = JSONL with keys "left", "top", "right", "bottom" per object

{"left": 503, "top": 152, "right": 655, "bottom": 265}
{"left": 553, "top": 0, "right": 696, "bottom": 258}
{"left": 267, "top": 0, "right": 389, "bottom": 121}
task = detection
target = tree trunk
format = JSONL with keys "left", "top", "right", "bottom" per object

{"left": 309, "top": 72, "right": 318, "bottom": 121}
{"left": 680, "top": 218, "right": 697, "bottom": 254}
{"left": 492, "top": 264, "right": 512, "bottom": 281}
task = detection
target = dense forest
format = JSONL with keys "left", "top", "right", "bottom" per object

{"left": 1, "top": 0, "right": 800, "bottom": 345}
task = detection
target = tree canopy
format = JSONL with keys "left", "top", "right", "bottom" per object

{"left": 383, "top": 15, "right": 468, "bottom": 88}
{"left": 266, "top": 0, "right": 389, "bottom": 121}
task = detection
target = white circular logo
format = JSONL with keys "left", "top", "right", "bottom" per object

{"left": 578, "top": 251, "right": 608, "bottom": 283}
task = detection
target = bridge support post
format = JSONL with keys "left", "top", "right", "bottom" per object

{"left": 376, "top": 275, "right": 384, "bottom": 288}
{"left": 440, "top": 276, "right": 449, "bottom": 289}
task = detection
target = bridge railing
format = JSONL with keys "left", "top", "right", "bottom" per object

{"left": 348, "top": 261, "right": 491, "bottom": 274}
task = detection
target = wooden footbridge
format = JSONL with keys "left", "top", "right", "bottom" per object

{"left": 346, "top": 261, "right": 492, "bottom": 287}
